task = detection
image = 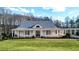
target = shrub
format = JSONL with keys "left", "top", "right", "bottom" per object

{"left": 1, "top": 33, "right": 8, "bottom": 40}
{"left": 41, "top": 36, "right": 44, "bottom": 38}
{"left": 62, "top": 33, "right": 71, "bottom": 38}
{"left": 32, "top": 36, "right": 35, "bottom": 38}
{"left": 8, "top": 33, "right": 12, "bottom": 38}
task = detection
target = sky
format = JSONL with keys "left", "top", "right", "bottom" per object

{"left": 0, "top": 0, "right": 79, "bottom": 21}
{"left": 5, "top": 7, "right": 79, "bottom": 22}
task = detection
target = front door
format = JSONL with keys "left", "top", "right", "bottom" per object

{"left": 36, "top": 31, "right": 40, "bottom": 37}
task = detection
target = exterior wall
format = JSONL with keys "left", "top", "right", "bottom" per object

{"left": 12, "top": 28, "right": 79, "bottom": 38}
{"left": 12, "top": 28, "right": 65, "bottom": 38}
{"left": 14, "top": 30, "right": 34, "bottom": 37}
{"left": 63, "top": 28, "right": 79, "bottom": 35}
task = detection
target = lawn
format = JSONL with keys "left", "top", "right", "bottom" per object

{"left": 0, "top": 38, "right": 79, "bottom": 51}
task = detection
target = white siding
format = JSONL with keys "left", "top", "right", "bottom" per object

{"left": 12, "top": 29, "right": 65, "bottom": 38}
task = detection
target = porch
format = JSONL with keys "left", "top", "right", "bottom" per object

{"left": 64, "top": 28, "right": 79, "bottom": 35}
{"left": 12, "top": 28, "right": 64, "bottom": 38}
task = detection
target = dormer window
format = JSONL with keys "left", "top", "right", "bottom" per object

{"left": 33, "top": 24, "right": 42, "bottom": 28}
{"left": 36, "top": 25, "right": 40, "bottom": 28}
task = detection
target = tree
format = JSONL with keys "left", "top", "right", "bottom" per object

{"left": 76, "top": 15, "right": 79, "bottom": 28}
{"left": 0, "top": 8, "right": 18, "bottom": 39}
{"left": 69, "top": 19, "right": 74, "bottom": 28}
{"left": 43, "top": 17, "right": 50, "bottom": 20}
{"left": 53, "top": 20, "right": 62, "bottom": 28}
{"left": 65, "top": 16, "right": 70, "bottom": 28}
{"left": 0, "top": 8, "right": 8, "bottom": 39}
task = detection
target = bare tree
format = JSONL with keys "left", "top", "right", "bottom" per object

{"left": 65, "top": 16, "right": 70, "bottom": 28}
{"left": 53, "top": 20, "right": 62, "bottom": 28}
{"left": 69, "top": 19, "right": 74, "bottom": 28}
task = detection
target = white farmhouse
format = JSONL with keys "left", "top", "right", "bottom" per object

{"left": 12, "top": 19, "right": 65, "bottom": 38}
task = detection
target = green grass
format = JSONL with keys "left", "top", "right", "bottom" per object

{"left": 0, "top": 38, "right": 79, "bottom": 51}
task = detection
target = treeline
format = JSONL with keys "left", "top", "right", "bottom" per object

{"left": 53, "top": 16, "right": 79, "bottom": 28}
{"left": 0, "top": 8, "right": 35, "bottom": 39}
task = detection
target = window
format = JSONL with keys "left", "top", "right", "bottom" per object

{"left": 46, "top": 30, "right": 51, "bottom": 35}
{"left": 25, "top": 31, "right": 30, "bottom": 35}
{"left": 34, "top": 24, "right": 42, "bottom": 28}
{"left": 68, "top": 30, "right": 70, "bottom": 33}
{"left": 19, "top": 31, "right": 23, "bottom": 34}
{"left": 72, "top": 30, "right": 74, "bottom": 34}
{"left": 66, "top": 30, "right": 70, "bottom": 33}
{"left": 43, "top": 30, "right": 45, "bottom": 33}
{"left": 30, "top": 30, "right": 33, "bottom": 33}
{"left": 36, "top": 26, "right": 40, "bottom": 28}
{"left": 55, "top": 30, "right": 57, "bottom": 34}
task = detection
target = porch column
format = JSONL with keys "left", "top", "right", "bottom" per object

{"left": 51, "top": 30, "right": 52, "bottom": 36}
{"left": 24, "top": 30, "right": 25, "bottom": 37}
{"left": 74, "top": 29, "right": 77, "bottom": 35}
{"left": 19, "top": 30, "right": 20, "bottom": 38}
{"left": 65, "top": 30, "right": 67, "bottom": 34}
{"left": 57, "top": 30, "right": 58, "bottom": 35}
{"left": 12, "top": 30, "right": 13, "bottom": 37}
{"left": 40, "top": 29, "right": 42, "bottom": 37}
{"left": 33, "top": 30, "right": 35, "bottom": 37}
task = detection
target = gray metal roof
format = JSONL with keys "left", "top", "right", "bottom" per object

{"left": 17, "top": 20, "right": 57, "bottom": 29}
